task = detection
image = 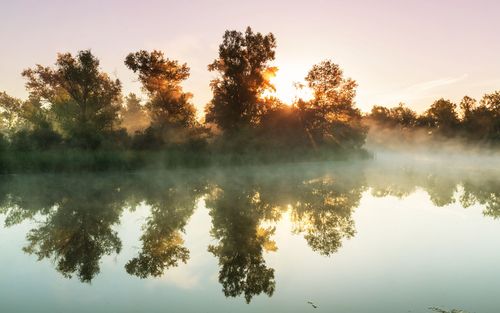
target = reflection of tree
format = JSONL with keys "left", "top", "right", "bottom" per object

{"left": 2, "top": 163, "right": 499, "bottom": 294}
{"left": 206, "top": 174, "right": 280, "bottom": 303}
{"left": 0, "top": 175, "right": 64, "bottom": 226}
{"left": 423, "top": 174, "right": 457, "bottom": 207}
{"left": 290, "top": 174, "right": 364, "bottom": 256}
{"left": 18, "top": 176, "right": 125, "bottom": 282}
{"left": 125, "top": 175, "right": 204, "bottom": 278}
{"left": 367, "top": 165, "right": 500, "bottom": 218}
{"left": 368, "top": 168, "right": 418, "bottom": 198}
{"left": 0, "top": 171, "right": 204, "bottom": 283}
{"left": 460, "top": 179, "right": 500, "bottom": 218}
{"left": 205, "top": 165, "right": 365, "bottom": 301}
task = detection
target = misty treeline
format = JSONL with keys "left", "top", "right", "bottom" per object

{"left": 0, "top": 27, "right": 366, "bottom": 171}
{"left": 0, "top": 27, "right": 498, "bottom": 172}
{"left": 366, "top": 96, "right": 500, "bottom": 146}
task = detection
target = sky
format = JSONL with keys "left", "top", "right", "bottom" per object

{"left": 1, "top": 0, "right": 500, "bottom": 114}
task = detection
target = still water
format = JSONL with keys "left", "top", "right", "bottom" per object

{"left": 1, "top": 155, "right": 499, "bottom": 313}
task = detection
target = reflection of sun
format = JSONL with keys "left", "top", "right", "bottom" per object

{"left": 262, "top": 68, "right": 313, "bottom": 104}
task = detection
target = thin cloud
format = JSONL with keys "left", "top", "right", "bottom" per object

{"left": 407, "top": 74, "right": 468, "bottom": 92}
{"left": 369, "top": 74, "right": 468, "bottom": 106}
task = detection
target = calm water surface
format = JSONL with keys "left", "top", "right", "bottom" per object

{"left": 1, "top": 157, "right": 499, "bottom": 313}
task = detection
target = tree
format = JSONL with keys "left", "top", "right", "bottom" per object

{"left": 300, "top": 60, "right": 366, "bottom": 149}
{"left": 22, "top": 50, "right": 122, "bottom": 148}
{"left": 120, "top": 93, "right": 150, "bottom": 134}
{"left": 125, "top": 50, "right": 196, "bottom": 133}
{"left": 421, "top": 98, "right": 459, "bottom": 136}
{"left": 459, "top": 96, "right": 477, "bottom": 122}
{"left": 369, "top": 105, "right": 392, "bottom": 126}
{"left": 205, "top": 27, "right": 277, "bottom": 132}
{"left": 389, "top": 103, "right": 417, "bottom": 128}
{"left": 368, "top": 103, "right": 417, "bottom": 128}
{"left": 479, "top": 91, "right": 500, "bottom": 141}
{"left": 0, "top": 92, "right": 22, "bottom": 134}
{"left": 0, "top": 93, "right": 61, "bottom": 150}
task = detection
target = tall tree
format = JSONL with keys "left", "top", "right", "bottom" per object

{"left": 205, "top": 27, "right": 277, "bottom": 132}
{"left": 478, "top": 91, "right": 500, "bottom": 140}
{"left": 300, "top": 60, "right": 366, "bottom": 149}
{"left": 125, "top": 50, "right": 196, "bottom": 131}
{"left": 22, "top": 50, "right": 122, "bottom": 148}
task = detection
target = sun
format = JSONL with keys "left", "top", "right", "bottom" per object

{"left": 262, "top": 67, "right": 313, "bottom": 104}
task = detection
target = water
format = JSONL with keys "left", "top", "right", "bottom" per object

{"left": 1, "top": 158, "right": 499, "bottom": 313}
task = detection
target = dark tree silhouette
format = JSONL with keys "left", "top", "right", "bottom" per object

{"left": 420, "top": 98, "right": 459, "bottom": 136}
{"left": 205, "top": 27, "right": 277, "bottom": 132}
{"left": 298, "top": 60, "right": 367, "bottom": 149}
{"left": 125, "top": 50, "right": 197, "bottom": 144}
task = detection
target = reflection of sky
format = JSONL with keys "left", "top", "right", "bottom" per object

{"left": 1, "top": 0, "right": 500, "bottom": 114}
{"left": 2, "top": 188, "right": 500, "bottom": 312}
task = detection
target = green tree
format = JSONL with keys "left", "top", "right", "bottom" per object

{"left": 22, "top": 50, "right": 122, "bottom": 148}
{"left": 0, "top": 91, "right": 22, "bottom": 134}
{"left": 389, "top": 103, "right": 417, "bottom": 128}
{"left": 300, "top": 60, "right": 366, "bottom": 149}
{"left": 125, "top": 50, "right": 196, "bottom": 139}
{"left": 479, "top": 91, "right": 500, "bottom": 141}
{"left": 369, "top": 105, "right": 392, "bottom": 126}
{"left": 421, "top": 98, "right": 459, "bottom": 136}
{"left": 205, "top": 27, "right": 277, "bottom": 132}
{"left": 0, "top": 93, "right": 61, "bottom": 150}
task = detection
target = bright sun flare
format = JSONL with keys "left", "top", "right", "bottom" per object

{"left": 263, "top": 68, "right": 314, "bottom": 104}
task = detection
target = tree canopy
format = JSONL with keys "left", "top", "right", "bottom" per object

{"left": 125, "top": 50, "right": 196, "bottom": 129}
{"left": 22, "top": 50, "right": 122, "bottom": 148}
{"left": 205, "top": 27, "right": 277, "bottom": 132}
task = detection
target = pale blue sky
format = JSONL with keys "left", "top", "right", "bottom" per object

{"left": 1, "top": 0, "right": 499, "bottom": 112}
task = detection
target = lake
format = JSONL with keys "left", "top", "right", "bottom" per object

{"left": 1, "top": 154, "right": 499, "bottom": 313}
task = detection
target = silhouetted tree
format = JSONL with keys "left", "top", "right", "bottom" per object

{"left": 205, "top": 27, "right": 277, "bottom": 132}
{"left": 478, "top": 91, "right": 500, "bottom": 141}
{"left": 22, "top": 50, "right": 122, "bottom": 148}
{"left": 419, "top": 98, "right": 459, "bottom": 136}
{"left": 368, "top": 103, "right": 417, "bottom": 129}
{"left": 369, "top": 105, "right": 392, "bottom": 126}
{"left": 299, "top": 60, "right": 366, "bottom": 149}
{"left": 125, "top": 50, "right": 197, "bottom": 146}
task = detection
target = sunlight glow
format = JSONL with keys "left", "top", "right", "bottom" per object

{"left": 262, "top": 68, "right": 314, "bottom": 104}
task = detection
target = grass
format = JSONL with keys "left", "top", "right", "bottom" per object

{"left": 0, "top": 147, "right": 371, "bottom": 174}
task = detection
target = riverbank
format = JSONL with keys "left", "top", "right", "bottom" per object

{"left": 0, "top": 147, "right": 371, "bottom": 174}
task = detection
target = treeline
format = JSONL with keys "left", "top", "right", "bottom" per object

{"left": 0, "top": 27, "right": 367, "bottom": 171}
{"left": 365, "top": 95, "right": 500, "bottom": 143}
